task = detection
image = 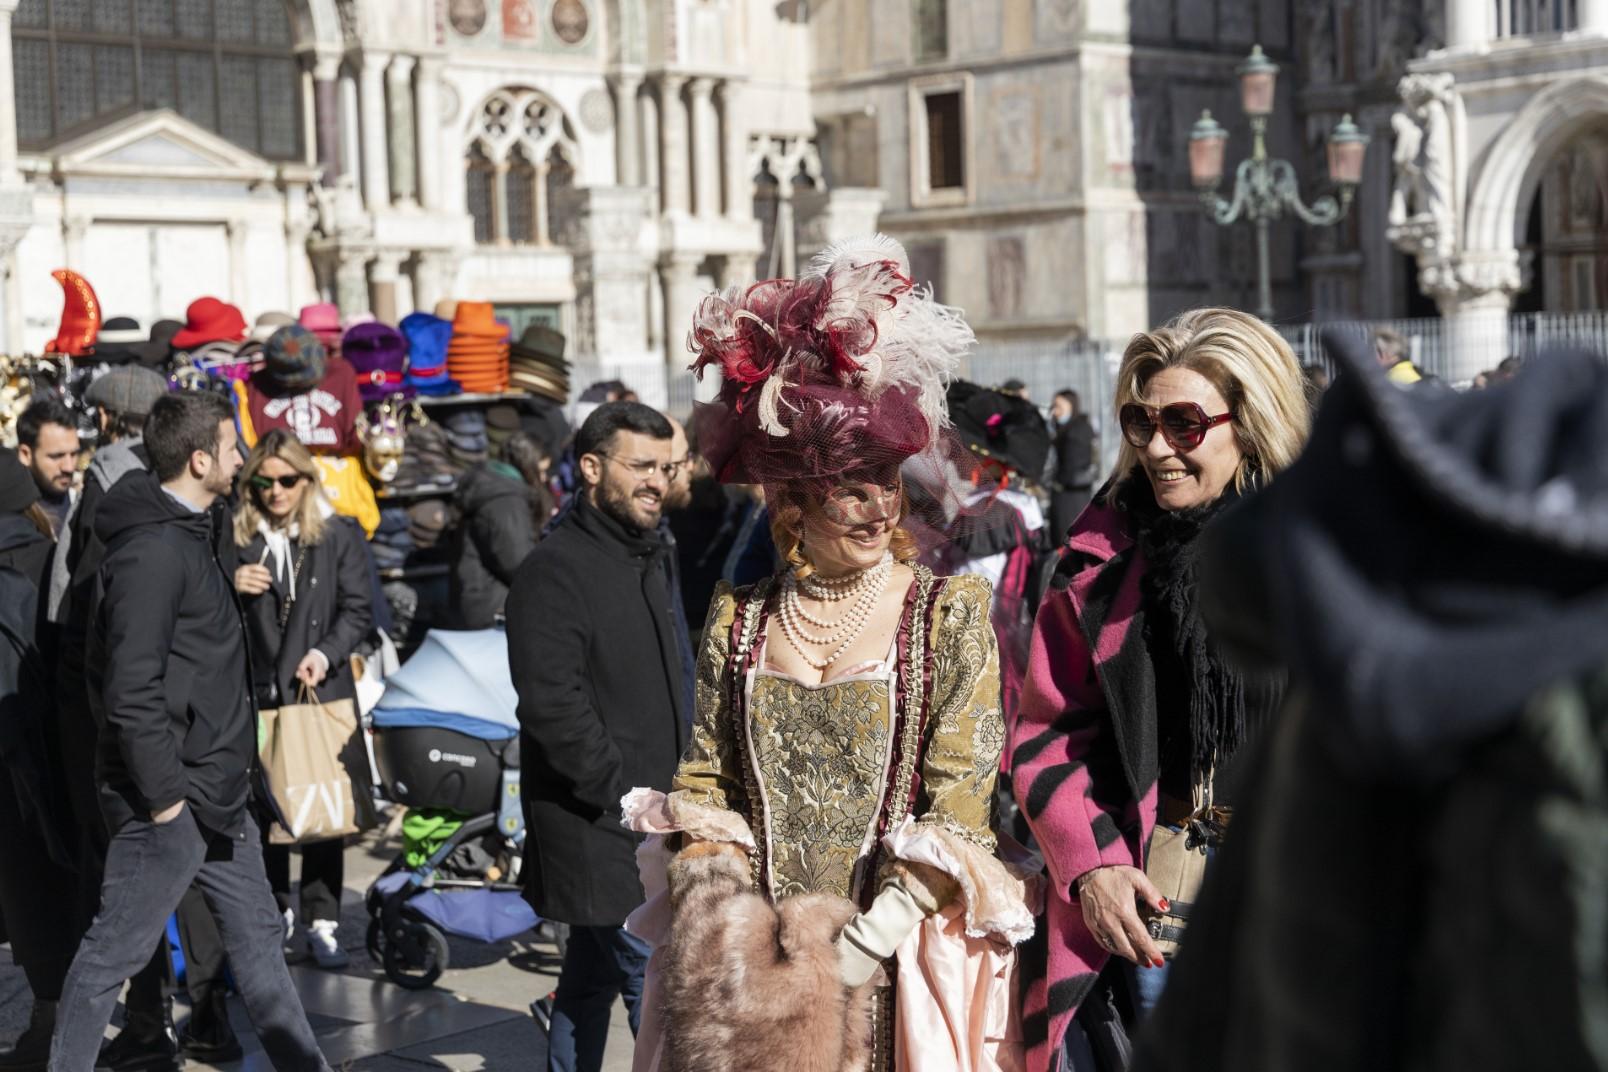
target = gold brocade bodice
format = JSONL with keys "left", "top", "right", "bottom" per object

{"left": 748, "top": 669, "right": 894, "bottom": 900}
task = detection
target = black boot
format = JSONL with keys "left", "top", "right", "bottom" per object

{"left": 177, "top": 988, "right": 242, "bottom": 1064}
{"left": 0, "top": 999, "right": 55, "bottom": 1072}
{"left": 94, "top": 1000, "right": 180, "bottom": 1072}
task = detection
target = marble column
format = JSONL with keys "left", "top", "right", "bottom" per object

{"left": 688, "top": 77, "right": 719, "bottom": 219}
{"left": 335, "top": 254, "right": 369, "bottom": 316}
{"left": 310, "top": 55, "right": 342, "bottom": 178}
{"left": 339, "top": 68, "right": 361, "bottom": 191}
{"left": 659, "top": 253, "right": 701, "bottom": 363}
{"left": 641, "top": 87, "right": 661, "bottom": 197}
{"left": 717, "top": 81, "right": 750, "bottom": 220}
{"left": 62, "top": 216, "right": 88, "bottom": 268}
{"left": 369, "top": 253, "right": 404, "bottom": 323}
{"left": 1581, "top": 0, "right": 1608, "bottom": 32}
{"left": 1445, "top": 0, "right": 1489, "bottom": 47}
{"left": 386, "top": 56, "right": 417, "bottom": 206}
{"left": 410, "top": 253, "right": 447, "bottom": 312}
{"left": 609, "top": 74, "right": 644, "bottom": 186}
{"left": 0, "top": 0, "right": 22, "bottom": 182}
{"left": 657, "top": 75, "right": 690, "bottom": 216}
{"left": 492, "top": 157, "right": 511, "bottom": 246}
{"left": 226, "top": 219, "right": 248, "bottom": 305}
{"left": 358, "top": 51, "right": 392, "bottom": 211}
{"left": 414, "top": 58, "right": 445, "bottom": 211}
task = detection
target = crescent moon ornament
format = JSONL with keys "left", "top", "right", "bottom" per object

{"left": 47, "top": 268, "right": 102, "bottom": 356}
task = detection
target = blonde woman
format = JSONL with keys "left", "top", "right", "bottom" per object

{"left": 1008, "top": 308, "right": 1310, "bottom": 1071}
{"left": 231, "top": 429, "right": 372, "bottom": 969}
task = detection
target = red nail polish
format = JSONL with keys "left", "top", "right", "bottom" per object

{"left": 1159, "top": 898, "right": 1170, "bottom": 911}
{"left": 1153, "top": 958, "right": 1165, "bottom": 968}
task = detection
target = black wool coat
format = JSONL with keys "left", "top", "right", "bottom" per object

{"left": 506, "top": 492, "right": 689, "bottom": 926}
{"left": 450, "top": 462, "right": 537, "bottom": 630}
{"left": 231, "top": 515, "right": 373, "bottom": 710}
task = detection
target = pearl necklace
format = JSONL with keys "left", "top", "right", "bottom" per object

{"left": 777, "top": 554, "right": 893, "bottom": 670}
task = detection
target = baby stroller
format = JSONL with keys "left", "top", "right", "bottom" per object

{"left": 365, "top": 628, "right": 546, "bottom": 988}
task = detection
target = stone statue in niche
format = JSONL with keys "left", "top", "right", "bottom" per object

{"left": 987, "top": 236, "right": 1026, "bottom": 319}
{"left": 1388, "top": 73, "right": 1455, "bottom": 260}
{"left": 1304, "top": 0, "right": 1335, "bottom": 85}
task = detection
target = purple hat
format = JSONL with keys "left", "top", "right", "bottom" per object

{"left": 342, "top": 322, "right": 412, "bottom": 402}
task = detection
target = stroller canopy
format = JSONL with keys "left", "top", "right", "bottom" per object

{"left": 374, "top": 629, "right": 520, "bottom": 741}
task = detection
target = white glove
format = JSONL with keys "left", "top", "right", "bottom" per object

{"left": 836, "top": 883, "right": 928, "bottom": 987}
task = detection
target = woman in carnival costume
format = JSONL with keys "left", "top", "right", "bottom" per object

{"left": 622, "top": 236, "right": 1035, "bottom": 1072}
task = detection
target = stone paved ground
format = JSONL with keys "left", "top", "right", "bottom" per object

{"left": 0, "top": 824, "right": 636, "bottom": 1071}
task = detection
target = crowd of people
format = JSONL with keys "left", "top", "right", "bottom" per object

{"left": 1, "top": 233, "right": 1605, "bottom": 1072}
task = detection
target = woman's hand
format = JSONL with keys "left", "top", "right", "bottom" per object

{"left": 1077, "top": 865, "right": 1168, "bottom": 968}
{"left": 295, "top": 651, "right": 328, "bottom": 688}
{"left": 234, "top": 563, "right": 272, "bottom": 596}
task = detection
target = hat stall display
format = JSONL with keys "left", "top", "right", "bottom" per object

{"left": 447, "top": 302, "right": 510, "bottom": 394}
{"left": 46, "top": 269, "right": 102, "bottom": 356}
{"left": 509, "top": 324, "right": 571, "bottom": 403}
{"left": 263, "top": 324, "right": 328, "bottom": 392}
{"left": 299, "top": 302, "right": 344, "bottom": 353}
{"left": 85, "top": 364, "right": 170, "bottom": 419}
{"left": 91, "top": 316, "right": 170, "bottom": 367}
{"left": 171, "top": 296, "right": 248, "bottom": 351}
{"left": 343, "top": 322, "right": 412, "bottom": 403}
{"left": 400, "top": 312, "right": 458, "bottom": 396}
{"left": 251, "top": 311, "right": 296, "bottom": 343}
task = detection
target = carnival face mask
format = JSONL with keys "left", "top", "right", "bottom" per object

{"left": 359, "top": 413, "right": 406, "bottom": 483}
{"left": 819, "top": 478, "right": 902, "bottom": 529}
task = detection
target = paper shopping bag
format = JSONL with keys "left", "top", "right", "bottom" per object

{"left": 259, "top": 687, "right": 372, "bottom": 845}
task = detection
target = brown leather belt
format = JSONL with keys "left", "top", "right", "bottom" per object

{"left": 1157, "top": 793, "right": 1195, "bottom": 828}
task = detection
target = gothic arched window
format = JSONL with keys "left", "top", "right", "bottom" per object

{"left": 463, "top": 88, "right": 580, "bottom": 247}
{"left": 13, "top": 0, "right": 301, "bottom": 159}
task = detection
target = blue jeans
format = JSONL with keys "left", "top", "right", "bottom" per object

{"left": 546, "top": 925, "right": 650, "bottom": 1072}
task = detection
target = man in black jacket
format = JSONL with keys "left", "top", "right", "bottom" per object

{"left": 449, "top": 432, "right": 551, "bottom": 629}
{"left": 506, "top": 402, "right": 687, "bottom": 1072}
{"left": 50, "top": 392, "right": 330, "bottom": 1072}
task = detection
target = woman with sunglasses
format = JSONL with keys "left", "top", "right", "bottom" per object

{"left": 1009, "top": 307, "right": 1309, "bottom": 1070}
{"left": 231, "top": 429, "right": 373, "bottom": 969}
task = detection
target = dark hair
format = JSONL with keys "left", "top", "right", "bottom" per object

{"left": 1372, "top": 328, "right": 1407, "bottom": 360}
{"left": 1497, "top": 355, "right": 1523, "bottom": 374}
{"left": 1053, "top": 388, "right": 1080, "bottom": 411}
{"left": 144, "top": 391, "right": 235, "bottom": 482}
{"left": 107, "top": 411, "right": 145, "bottom": 441}
{"left": 575, "top": 401, "right": 672, "bottom": 458}
{"left": 501, "top": 431, "right": 549, "bottom": 486}
{"left": 17, "top": 397, "right": 74, "bottom": 449}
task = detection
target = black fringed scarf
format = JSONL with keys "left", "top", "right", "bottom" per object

{"left": 1118, "top": 473, "right": 1282, "bottom": 796}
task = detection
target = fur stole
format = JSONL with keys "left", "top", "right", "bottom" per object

{"left": 661, "top": 843, "right": 875, "bottom": 1072}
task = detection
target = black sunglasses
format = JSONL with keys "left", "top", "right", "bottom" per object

{"left": 250, "top": 474, "right": 308, "bottom": 491}
{"left": 1119, "top": 401, "right": 1234, "bottom": 453}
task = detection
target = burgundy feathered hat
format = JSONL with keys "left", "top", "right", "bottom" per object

{"left": 690, "top": 235, "right": 975, "bottom": 495}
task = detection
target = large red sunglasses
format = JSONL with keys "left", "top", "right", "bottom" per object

{"left": 1119, "top": 401, "right": 1234, "bottom": 452}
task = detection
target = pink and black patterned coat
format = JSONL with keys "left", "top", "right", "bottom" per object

{"left": 1010, "top": 499, "right": 1161, "bottom": 1071}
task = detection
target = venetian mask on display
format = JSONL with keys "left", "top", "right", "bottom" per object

{"left": 358, "top": 395, "right": 414, "bottom": 483}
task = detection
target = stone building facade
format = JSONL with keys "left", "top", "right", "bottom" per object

{"left": 0, "top": 0, "right": 1599, "bottom": 386}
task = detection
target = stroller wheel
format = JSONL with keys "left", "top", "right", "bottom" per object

{"left": 382, "top": 921, "right": 449, "bottom": 990}
{"left": 365, "top": 919, "right": 386, "bottom": 961}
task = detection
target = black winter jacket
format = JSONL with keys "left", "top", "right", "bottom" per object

{"left": 87, "top": 472, "right": 257, "bottom": 837}
{"left": 450, "top": 462, "right": 538, "bottom": 629}
{"left": 507, "top": 492, "right": 690, "bottom": 926}
{"left": 232, "top": 515, "right": 373, "bottom": 709}
{"left": 1050, "top": 414, "right": 1095, "bottom": 491}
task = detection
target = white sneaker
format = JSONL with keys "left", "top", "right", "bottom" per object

{"left": 281, "top": 908, "right": 295, "bottom": 942}
{"left": 306, "top": 919, "right": 349, "bottom": 970}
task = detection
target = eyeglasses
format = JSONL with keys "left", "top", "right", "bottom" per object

{"left": 250, "top": 473, "right": 309, "bottom": 491}
{"left": 597, "top": 453, "right": 684, "bottom": 481}
{"left": 1119, "top": 402, "right": 1234, "bottom": 453}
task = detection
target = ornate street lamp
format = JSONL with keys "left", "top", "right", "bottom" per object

{"left": 1188, "top": 45, "right": 1369, "bottom": 320}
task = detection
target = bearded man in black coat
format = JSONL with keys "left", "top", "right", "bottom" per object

{"left": 505, "top": 401, "right": 688, "bottom": 1072}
